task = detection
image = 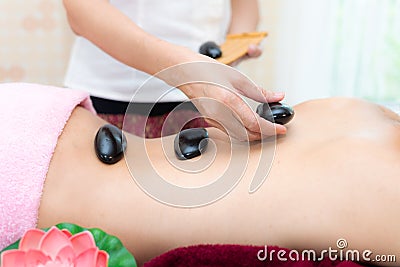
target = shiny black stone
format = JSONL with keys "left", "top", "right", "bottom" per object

{"left": 256, "top": 102, "right": 295, "bottom": 125}
{"left": 95, "top": 124, "right": 127, "bottom": 164}
{"left": 174, "top": 128, "right": 209, "bottom": 160}
{"left": 199, "top": 41, "right": 222, "bottom": 59}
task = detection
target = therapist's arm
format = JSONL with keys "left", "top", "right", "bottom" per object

{"left": 63, "top": 0, "right": 200, "bottom": 77}
{"left": 62, "top": 0, "right": 286, "bottom": 141}
{"left": 228, "top": 0, "right": 260, "bottom": 34}
{"left": 227, "top": 0, "right": 262, "bottom": 62}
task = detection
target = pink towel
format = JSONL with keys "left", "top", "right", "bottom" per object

{"left": 0, "top": 83, "right": 95, "bottom": 250}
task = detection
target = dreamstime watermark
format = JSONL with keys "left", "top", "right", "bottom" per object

{"left": 123, "top": 62, "right": 278, "bottom": 207}
{"left": 257, "top": 238, "right": 397, "bottom": 263}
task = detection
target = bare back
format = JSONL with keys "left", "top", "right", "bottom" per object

{"left": 39, "top": 98, "right": 400, "bottom": 265}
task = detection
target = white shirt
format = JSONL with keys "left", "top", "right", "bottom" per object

{"left": 64, "top": 0, "right": 231, "bottom": 102}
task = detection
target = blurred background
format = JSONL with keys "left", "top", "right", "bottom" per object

{"left": 0, "top": 0, "right": 399, "bottom": 108}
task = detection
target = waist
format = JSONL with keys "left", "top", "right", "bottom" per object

{"left": 90, "top": 96, "right": 199, "bottom": 116}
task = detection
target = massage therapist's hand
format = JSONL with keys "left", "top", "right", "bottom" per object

{"left": 62, "top": 0, "right": 279, "bottom": 141}
{"left": 177, "top": 59, "right": 287, "bottom": 141}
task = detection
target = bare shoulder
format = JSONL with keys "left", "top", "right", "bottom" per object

{"left": 290, "top": 97, "right": 399, "bottom": 159}
{"left": 294, "top": 97, "right": 377, "bottom": 112}
{"left": 293, "top": 97, "right": 399, "bottom": 125}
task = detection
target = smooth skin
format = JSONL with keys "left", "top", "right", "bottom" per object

{"left": 38, "top": 98, "right": 400, "bottom": 266}
{"left": 62, "top": 0, "right": 286, "bottom": 141}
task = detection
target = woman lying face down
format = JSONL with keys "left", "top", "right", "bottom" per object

{"left": 0, "top": 83, "right": 399, "bottom": 266}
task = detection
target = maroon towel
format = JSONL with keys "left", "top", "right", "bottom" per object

{"left": 144, "top": 245, "right": 366, "bottom": 267}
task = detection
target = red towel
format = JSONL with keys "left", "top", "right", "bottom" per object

{"left": 144, "top": 245, "right": 366, "bottom": 267}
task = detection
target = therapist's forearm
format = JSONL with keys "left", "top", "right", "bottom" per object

{"left": 229, "top": 0, "right": 260, "bottom": 34}
{"left": 62, "top": 0, "right": 205, "bottom": 78}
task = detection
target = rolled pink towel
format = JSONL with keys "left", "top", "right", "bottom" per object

{"left": 0, "top": 83, "right": 95, "bottom": 249}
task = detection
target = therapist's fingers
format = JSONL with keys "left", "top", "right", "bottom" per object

{"left": 210, "top": 84, "right": 286, "bottom": 139}
{"left": 256, "top": 116, "right": 287, "bottom": 136}
{"left": 197, "top": 90, "right": 286, "bottom": 140}
{"left": 227, "top": 93, "right": 287, "bottom": 140}
{"left": 233, "top": 79, "right": 285, "bottom": 103}
{"left": 255, "top": 88, "right": 285, "bottom": 103}
{"left": 205, "top": 117, "right": 262, "bottom": 142}
{"left": 238, "top": 107, "right": 287, "bottom": 138}
{"left": 247, "top": 44, "right": 263, "bottom": 58}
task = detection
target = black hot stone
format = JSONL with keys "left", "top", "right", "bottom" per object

{"left": 95, "top": 124, "right": 127, "bottom": 164}
{"left": 199, "top": 41, "right": 222, "bottom": 59}
{"left": 256, "top": 102, "right": 295, "bottom": 125}
{"left": 174, "top": 128, "right": 209, "bottom": 160}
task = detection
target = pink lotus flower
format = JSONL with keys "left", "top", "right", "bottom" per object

{"left": 1, "top": 226, "right": 108, "bottom": 267}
